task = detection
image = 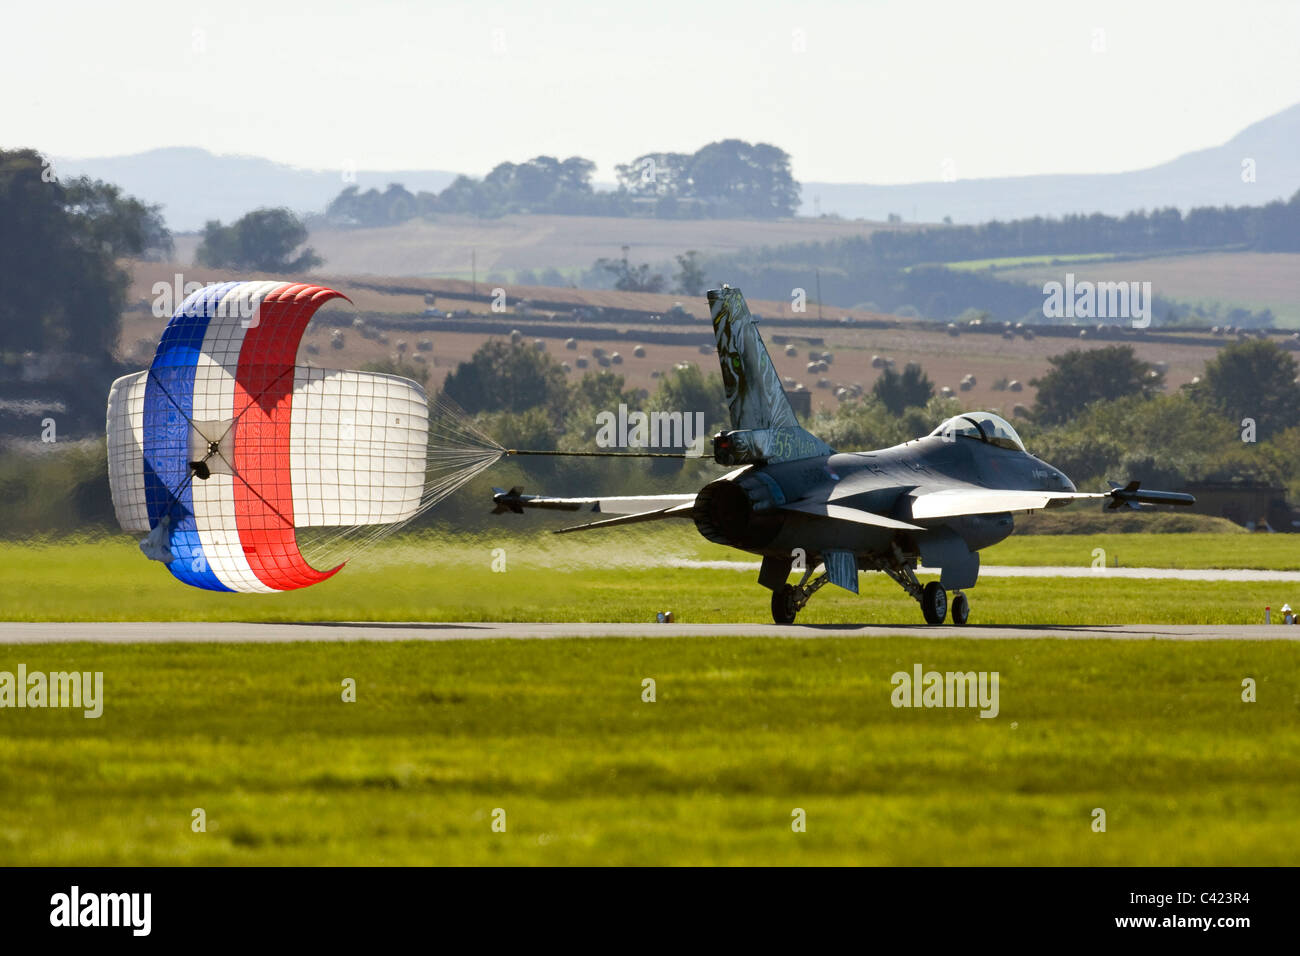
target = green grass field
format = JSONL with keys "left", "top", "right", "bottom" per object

{"left": 1, "top": 530, "right": 1296, "bottom": 625}
{"left": 2, "top": 530, "right": 1297, "bottom": 865}
{"left": 1, "top": 637, "right": 1295, "bottom": 865}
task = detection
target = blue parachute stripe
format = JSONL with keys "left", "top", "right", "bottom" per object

{"left": 143, "top": 282, "right": 243, "bottom": 592}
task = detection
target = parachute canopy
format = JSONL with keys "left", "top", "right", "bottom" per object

{"left": 107, "top": 280, "right": 497, "bottom": 593}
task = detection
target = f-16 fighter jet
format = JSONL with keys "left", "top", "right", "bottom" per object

{"left": 493, "top": 287, "right": 1193, "bottom": 624}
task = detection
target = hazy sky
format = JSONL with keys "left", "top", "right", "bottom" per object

{"left": 7, "top": 0, "right": 1298, "bottom": 184}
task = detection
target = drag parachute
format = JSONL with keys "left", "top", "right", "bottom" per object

{"left": 107, "top": 280, "right": 501, "bottom": 592}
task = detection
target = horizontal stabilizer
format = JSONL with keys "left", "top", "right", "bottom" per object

{"left": 781, "top": 499, "right": 923, "bottom": 531}
{"left": 555, "top": 502, "right": 696, "bottom": 534}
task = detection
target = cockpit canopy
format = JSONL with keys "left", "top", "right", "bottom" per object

{"left": 929, "top": 411, "right": 1026, "bottom": 452}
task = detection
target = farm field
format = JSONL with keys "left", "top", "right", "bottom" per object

{"left": 117, "top": 262, "right": 1265, "bottom": 417}
{"left": 171, "top": 213, "right": 907, "bottom": 278}
{"left": 991, "top": 252, "right": 1300, "bottom": 327}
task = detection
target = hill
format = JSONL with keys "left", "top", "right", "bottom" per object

{"left": 51, "top": 147, "right": 460, "bottom": 232}
{"left": 55, "top": 104, "right": 1300, "bottom": 230}
{"left": 799, "top": 103, "right": 1300, "bottom": 222}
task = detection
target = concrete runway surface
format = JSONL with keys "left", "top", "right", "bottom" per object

{"left": 670, "top": 560, "right": 1300, "bottom": 582}
{"left": 0, "top": 621, "right": 1297, "bottom": 643}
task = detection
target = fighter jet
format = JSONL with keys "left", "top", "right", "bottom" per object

{"left": 492, "top": 287, "right": 1193, "bottom": 624}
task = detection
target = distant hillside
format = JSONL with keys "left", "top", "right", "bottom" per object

{"left": 51, "top": 147, "right": 459, "bottom": 232}
{"left": 800, "top": 104, "right": 1300, "bottom": 222}
{"left": 54, "top": 103, "right": 1300, "bottom": 230}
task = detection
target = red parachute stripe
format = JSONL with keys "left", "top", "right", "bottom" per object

{"left": 232, "top": 284, "right": 347, "bottom": 590}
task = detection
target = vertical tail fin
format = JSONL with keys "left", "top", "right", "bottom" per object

{"left": 708, "top": 286, "right": 800, "bottom": 430}
{"left": 706, "top": 287, "right": 833, "bottom": 464}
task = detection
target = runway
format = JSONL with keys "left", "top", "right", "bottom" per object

{"left": 669, "top": 560, "right": 1300, "bottom": 582}
{"left": 0, "top": 621, "right": 1296, "bottom": 643}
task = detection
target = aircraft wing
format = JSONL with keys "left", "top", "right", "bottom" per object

{"left": 908, "top": 488, "right": 1108, "bottom": 519}
{"left": 909, "top": 481, "right": 1195, "bottom": 520}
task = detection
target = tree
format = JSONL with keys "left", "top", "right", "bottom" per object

{"left": 0, "top": 148, "right": 154, "bottom": 362}
{"left": 673, "top": 250, "right": 706, "bottom": 296}
{"left": 594, "top": 245, "right": 666, "bottom": 293}
{"left": 441, "top": 339, "right": 571, "bottom": 422}
{"left": 614, "top": 152, "right": 691, "bottom": 197}
{"left": 1188, "top": 339, "right": 1300, "bottom": 440}
{"left": 686, "top": 140, "right": 800, "bottom": 217}
{"left": 1030, "top": 346, "right": 1163, "bottom": 425}
{"left": 325, "top": 183, "right": 417, "bottom": 227}
{"left": 570, "top": 370, "right": 638, "bottom": 412}
{"left": 648, "top": 363, "right": 728, "bottom": 431}
{"left": 360, "top": 356, "right": 429, "bottom": 387}
{"left": 195, "top": 207, "right": 322, "bottom": 272}
{"left": 871, "top": 362, "right": 934, "bottom": 415}
{"left": 62, "top": 177, "right": 172, "bottom": 259}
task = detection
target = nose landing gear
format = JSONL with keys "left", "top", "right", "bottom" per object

{"left": 950, "top": 591, "right": 970, "bottom": 626}
{"left": 920, "top": 581, "right": 948, "bottom": 624}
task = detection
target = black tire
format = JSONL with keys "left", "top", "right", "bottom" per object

{"left": 951, "top": 591, "right": 970, "bottom": 626}
{"left": 921, "top": 581, "right": 947, "bottom": 624}
{"left": 771, "top": 584, "right": 799, "bottom": 624}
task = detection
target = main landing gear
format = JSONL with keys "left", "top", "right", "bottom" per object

{"left": 870, "top": 548, "right": 972, "bottom": 626}
{"left": 767, "top": 550, "right": 973, "bottom": 626}
{"left": 771, "top": 566, "right": 831, "bottom": 624}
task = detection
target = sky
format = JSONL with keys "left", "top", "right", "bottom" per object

{"left": 5, "top": 0, "right": 1299, "bottom": 184}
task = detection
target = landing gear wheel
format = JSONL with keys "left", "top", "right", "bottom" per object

{"left": 951, "top": 591, "right": 970, "bottom": 626}
{"left": 921, "top": 581, "right": 948, "bottom": 624}
{"left": 772, "top": 584, "right": 800, "bottom": 624}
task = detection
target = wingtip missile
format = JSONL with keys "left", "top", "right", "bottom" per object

{"left": 1106, "top": 480, "right": 1196, "bottom": 510}
{"left": 491, "top": 486, "right": 526, "bottom": 515}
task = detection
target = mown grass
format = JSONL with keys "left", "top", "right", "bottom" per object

{"left": 0, "top": 637, "right": 1295, "bottom": 865}
{"left": 982, "top": 532, "right": 1300, "bottom": 572}
{"left": 1, "top": 530, "right": 1297, "bottom": 625}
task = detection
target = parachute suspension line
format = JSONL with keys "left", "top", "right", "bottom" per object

{"left": 504, "top": 449, "right": 689, "bottom": 459}
{"left": 296, "top": 389, "right": 507, "bottom": 568}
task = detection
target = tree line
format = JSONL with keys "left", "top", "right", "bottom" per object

{"left": 321, "top": 140, "right": 801, "bottom": 226}
{"left": 440, "top": 335, "right": 1300, "bottom": 521}
{"left": 721, "top": 190, "right": 1300, "bottom": 276}
{"left": 867, "top": 191, "right": 1300, "bottom": 264}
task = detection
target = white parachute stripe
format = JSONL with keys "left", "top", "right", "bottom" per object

{"left": 290, "top": 370, "right": 429, "bottom": 526}
{"left": 189, "top": 280, "right": 291, "bottom": 593}
{"left": 106, "top": 371, "right": 151, "bottom": 534}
